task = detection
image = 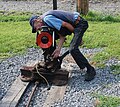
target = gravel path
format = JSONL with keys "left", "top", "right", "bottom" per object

{"left": 0, "top": 47, "right": 120, "bottom": 107}
{"left": 0, "top": 0, "right": 120, "bottom": 15}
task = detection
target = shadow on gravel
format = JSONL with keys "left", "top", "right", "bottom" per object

{"left": 55, "top": 66, "right": 120, "bottom": 106}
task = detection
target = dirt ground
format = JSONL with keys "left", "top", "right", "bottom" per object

{"left": 0, "top": 0, "right": 120, "bottom": 15}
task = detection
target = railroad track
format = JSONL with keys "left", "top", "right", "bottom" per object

{"left": 0, "top": 61, "right": 72, "bottom": 107}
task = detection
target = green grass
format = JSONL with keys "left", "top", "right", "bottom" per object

{"left": 0, "top": 11, "right": 30, "bottom": 22}
{"left": 65, "top": 21, "right": 120, "bottom": 66}
{"left": 84, "top": 11, "right": 120, "bottom": 22}
{"left": 84, "top": 21, "right": 120, "bottom": 65}
{"left": 0, "top": 11, "right": 41, "bottom": 22}
{"left": 110, "top": 65, "right": 120, "bottom": 75}
{"left": 0, "top": 21, "right": 36, "bottom": 59}
{"left": 0, "top": 11, "right": 120, "bottom": 67}
{"left": 92, "top": 94, "right": 120, "bottom": 107}
{"left": 1, "top": 10, "right": 120, "bottom": 22}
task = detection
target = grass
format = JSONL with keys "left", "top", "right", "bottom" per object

{"left": 65, "top": 21, "right": 120, "bottom": 67}
{"left": 0, "top": 11, "right": 41, "bottom": 22}
{"left": 0, "top": 21, "right": 36, "bottom": 59}
{"left": 84, "top": 21, "right": 120, "bottom": 66}
{"left": 0, "top": 11, "right": 31, "bottom": 22}
{"left": 84, "top": 11, "right": 120, "bottom": 22}
{"left": 0, "top": 11, "right": 120, "bottom": 67}
{"left": 110, "top": 65, "right": 120, "bottom": 75}
{"left": 92, "top": 94, "right": 120, "bottom": 107}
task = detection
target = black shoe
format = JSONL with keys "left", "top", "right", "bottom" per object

{"left": 85, "top": 67, "right": 96, "bottom": 81}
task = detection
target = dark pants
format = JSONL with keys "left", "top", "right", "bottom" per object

{"left": 69, "top": 17, "right": 91, "bottom": 70}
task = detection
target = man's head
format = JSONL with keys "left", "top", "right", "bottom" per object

{"left": 29, "top": 15, "right": 43, "bottom": 33}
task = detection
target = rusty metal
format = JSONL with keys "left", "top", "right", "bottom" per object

{"left": 26, "top": 81, "right": 39, "bottom": 107}
{"left": 20, "top": 62, "right": 69, "bottom": 86}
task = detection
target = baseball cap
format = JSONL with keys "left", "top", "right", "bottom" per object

{"left": 29, "top": 15, "right": 39, "bottom": 33}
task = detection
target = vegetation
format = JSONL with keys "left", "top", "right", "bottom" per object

{"left": 0, "top": 11, "right": 120, "bottom": 22}
{"left": 0, "top": 11, "right": 41, "bottom": 22}
{"left": 0, "top": 11, "right": 120, "bottom": 67}
{"left": 84, "top": 11, "right": 120, "bottom": 22}
{"left": 92, "top": 93, "right": 120, "bottom": 107}
{"left": 110, "top": 65, "right": 120, "bottom": 75}
{"left": 0, "top": 21, "right": 36, "bottom": 59}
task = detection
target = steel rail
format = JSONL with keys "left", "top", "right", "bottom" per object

{"left": 26, "top": 81, "right": 40, "bottom": 107}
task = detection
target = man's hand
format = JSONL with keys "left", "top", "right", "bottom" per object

{"left": 52, "top": 48, "right": 61, "bottom": 58}
{"left": 52, "top": 34, "right": 65, "bottom": 58}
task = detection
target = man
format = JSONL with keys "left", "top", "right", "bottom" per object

{"left": 29, "top": 10, "right": 96, "bottom": 81}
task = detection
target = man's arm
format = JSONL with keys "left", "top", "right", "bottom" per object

{"left": 62, "top": 21, "right": 74, "bottom": 32}
{"left": 52, "top": 22, "right": 74, "bottom": 58}
{"left": 52, "top": 34, "right": 65, "bottom": 58}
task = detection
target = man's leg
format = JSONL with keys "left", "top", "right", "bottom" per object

{"left": 69, "top": 27, "right": 96, "bottom": 81}
{"left": 69, "top": 28, "right": 90, "bottom": 69}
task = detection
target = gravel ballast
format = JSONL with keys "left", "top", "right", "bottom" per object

{"left": 0, "top": 0, "right": 120, "bottom": 15}
{"left": 0, "top": 47, "right": 120, "bottom": 107}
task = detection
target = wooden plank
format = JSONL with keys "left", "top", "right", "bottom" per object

{"left": 43, "top": 85, "right": 66, "bottom": 107}
{"left": 43, "top": 63, "right": 72, "bottom": 107}
{"left": 0, "top": 76, "right": 29, "bottom": 107}
{"left": 0, "top": 60, "right": 39, "bottom": 107}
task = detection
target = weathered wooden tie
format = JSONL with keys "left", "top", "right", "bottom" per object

{"left": 0, "top": 77, "right": 29, "bottom": 107}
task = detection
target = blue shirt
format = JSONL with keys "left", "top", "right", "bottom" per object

{"left": 43, "top": 15, "right": 63, "bottom": 30}
{"left": 42, "top": 10, "right": 80, "bottom": 31}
